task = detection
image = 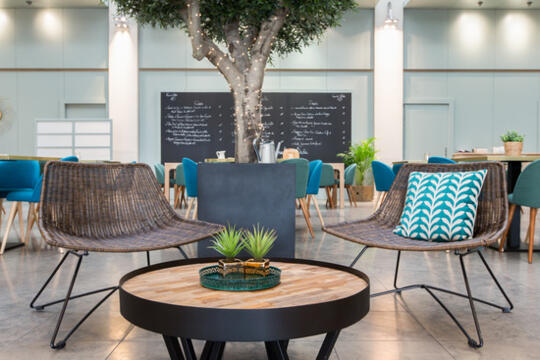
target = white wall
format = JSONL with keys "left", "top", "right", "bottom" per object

{"left": 404, "top": 9, "right": 540, "bottom": 158}
{"left": 137, "top": 10, "right": 374, "bottom": 164}
{"left": 0, "top": 8, "right": 108, "bottom": 155}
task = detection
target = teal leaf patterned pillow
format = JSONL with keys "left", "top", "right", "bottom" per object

{"left": 393, "top": 170, "right": 487, "bottom": 241}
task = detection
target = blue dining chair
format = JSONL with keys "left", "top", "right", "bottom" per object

{"left": 319, "top": 164, "right": 336, "bottom": 208}
{"left": 428, "top": 156, "right": 456, "bottom": 164}
{"left": 392, "top": 163, "right": 404, "bottom": 176}
{"left": 372, "top": 160, "right": 395, "bottom": 210}
{"left": 307, "top": 160, "right": 324, "bottom": 227}
{"left": 282, "top": 158, "right": 313, "bottom": 238}
{"left": 182, "top": 158, "right": 198, "bottom": 219}
{"left": 342, "top": 164, "right": 357, "bottom": 207}
{"left": 0, "top": 160, "right": 40, "bottom": 253}
{"left": 1, "top": 157, "right": 77, "bottom": 254}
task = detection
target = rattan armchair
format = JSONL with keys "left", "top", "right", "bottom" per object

{"left": 324, "top": 162, "right": 513, "bottom": 348}
{"left": 30, "top": 161, "right": 223, "bottom": 349}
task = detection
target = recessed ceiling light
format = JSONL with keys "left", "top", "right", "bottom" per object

{"left": 25, "top": 0, "right": 32, "bottom": 5}
{"left": 477, "top": 1, "right": 484, "bottom": 7}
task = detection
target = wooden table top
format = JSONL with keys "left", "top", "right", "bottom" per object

{"left": 0, "top": 154, "right": 61, "bottom": 161}
{"left": 122, "top": 261, "right": 368, "bottom": 310}
{"left": 452, "top": 153, "right": 540, "bottom": 162}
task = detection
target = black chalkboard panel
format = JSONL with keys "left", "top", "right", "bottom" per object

{"left": 161, "top": 92, "right": 351, "bottom": 163}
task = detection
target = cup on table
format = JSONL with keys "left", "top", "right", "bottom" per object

{"left": 216, "top": 151, "right": 226, "bottom": 159}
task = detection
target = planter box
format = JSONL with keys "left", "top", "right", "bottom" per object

{"left": 197, "top": 163, "right": 296, "bottom": 258}
{"left": 351, "top": 185, "right": 374, "bottom": 202}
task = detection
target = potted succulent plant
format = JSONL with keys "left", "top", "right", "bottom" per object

{"left": 500, "top": 131, "right": 525, "bottom": 156}
{"left": 209, "top": 225, "right": 244, "bottom": 276}
{"left": 337, "top": 137, "right": 377, "bottom": 201}
{"left": 242, "top": 224, "right": 277, "bottom": 277}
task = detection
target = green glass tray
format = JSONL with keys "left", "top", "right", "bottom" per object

{"left": 199, "top": 265, "right": 281, "bottom": 291}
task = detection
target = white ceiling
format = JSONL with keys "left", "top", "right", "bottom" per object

{"left": 406, "top": 0, "right": 540, "bottom": 9}
{"left": 0, "top": 0, "right": 105, "bottom": 8}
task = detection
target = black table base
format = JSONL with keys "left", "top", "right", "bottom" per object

{"left": 162, "top": 333, "right": 339, "bottom": 360}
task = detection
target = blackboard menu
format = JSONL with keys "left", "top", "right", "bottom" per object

{"left": 161, "top": 92, "right": 351, "bottom": 163}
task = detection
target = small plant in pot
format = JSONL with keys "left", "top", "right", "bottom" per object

{"left": 209, "top": 225, "right": 244, "bottom": 276}
{"left": 242, "top": 224, "right": 277, "bottom": 277}
{"left": 500, "top": 131, "right": 525, "bottom": 156}
{"left": 337, "top": 137, "right": 377, "bottom": 201}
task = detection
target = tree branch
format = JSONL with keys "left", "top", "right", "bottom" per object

{"left": 180, "top": 0, "right": 241, "bottom": 87}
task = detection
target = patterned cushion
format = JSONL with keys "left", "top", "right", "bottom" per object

{"left": 393, "top": 170, "right": 487, "bottom": 241}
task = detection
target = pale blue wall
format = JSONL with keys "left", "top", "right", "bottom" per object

{"left": 404, "top": 9, "right": 540, "bottom": 158}
{"left": 138, "top": 10, "right": 374, "bottom": 164}
{"left": 0, "top": 8, "right": 108, "bottom": 155}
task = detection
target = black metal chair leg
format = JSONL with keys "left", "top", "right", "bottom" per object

{"left": 163, "top": 335, "right": 186, "bottom": 360}
{"left": 459, "top": 253, "right": 483, "bottom": 348}
{"left": 393, "top": 250, "right": 401, "bottom": 290}
{"left": 477, "top": 250, "right": 513, "bottom": 312}
{"left": 30, "top": 250, "right": 118, "bottom": 349}
{"left": 316, "top": 330, "right": 340, "bottom": 360}
{"left": 349, "top": 246, "right": 369, "bottom": 267}
{"left": 30, "top": 250, "right": 74, "bottom": 310}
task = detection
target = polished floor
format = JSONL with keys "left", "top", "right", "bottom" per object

{"left": 0, "top": 198, "right": 539, "bottom": 360}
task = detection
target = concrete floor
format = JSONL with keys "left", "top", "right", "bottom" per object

{"left": 0, "top": 199, "right": 539, "bottom": 360}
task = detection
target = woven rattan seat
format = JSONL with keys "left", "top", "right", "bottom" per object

{"left": 324, "top": 162, "right": 508, "bottom": 251}
{"left": 39, "top": 161, "right": 223, "bottom": 252}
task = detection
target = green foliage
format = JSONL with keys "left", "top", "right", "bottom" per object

{"left": 208, "top": 224, "right": 244, "bottom": 259}
{"left": 337, "top": 137, "right": 377, "bottom": 185}
{"left": 500, "top": 130, "right": 524, "bottom": 143}
{"left": 242, "top": 224, "right": 276, "bottom": 261}
{"left": 113, "top": 0, "right": 356, "bottom": 58}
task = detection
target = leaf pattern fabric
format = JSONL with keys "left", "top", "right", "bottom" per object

{"left": 393, "top": 170, "right": 487, "bottom": 242}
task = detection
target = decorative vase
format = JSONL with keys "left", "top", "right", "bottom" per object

{"left": 504, "top": 142, "right": 523, "bottom": 156}
{"left": 217, "top": 258, "right": 244, "bottom": 277}
{"left": 352, "top": 185, "right": 374, "bottom": 202}
{"left": 243, "top": 258, "right": 270, "bottom": 276}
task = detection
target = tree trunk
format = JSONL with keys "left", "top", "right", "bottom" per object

{"left": 233, "top": 85, "right": 263, "bottom": 163}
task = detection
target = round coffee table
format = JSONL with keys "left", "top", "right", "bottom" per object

{"left": 119, "top": 258, "right": 370, "bottom": 360}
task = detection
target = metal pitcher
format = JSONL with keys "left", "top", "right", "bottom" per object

{"left": 253, "top": 139, "right": 283, "bottom": 163}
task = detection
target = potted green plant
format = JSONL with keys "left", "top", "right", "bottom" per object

{"left": 209, "top": 225, "right": 244, "bottom": 276}
{"left": 337, "top": 137, "right": 377, "bottom": 201}
{"left": 242, "top": 224, "right": 277, "bottom": 277}
{"left": 500, "top": 131, "right": 525, "bottom": 156}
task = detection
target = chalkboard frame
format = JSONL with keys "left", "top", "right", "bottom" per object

{"left": 161, "top": 91, "right": 352, "bottom": 163}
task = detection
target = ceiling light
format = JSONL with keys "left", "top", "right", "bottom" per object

{"left": 384, "top": 2, "right": 399, "bottom": 28}
{"left": 477, "top": 1, "right": 484, "bottom": 7}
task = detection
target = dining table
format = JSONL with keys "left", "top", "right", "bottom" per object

{"left": 164, "top": 161, "right": 346, "bottom": 209}
{"left": 452, "top": 153, "right": 540, "bottom": 251}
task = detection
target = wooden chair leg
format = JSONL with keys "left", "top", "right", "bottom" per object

{"left": 373, "top": 192, "right": 381, "bottom": 211}
{"left": 346, "top": 186, "right": 353, "bottom": 207}
{"left": 310, "top": 195, "right": 325, "bottom": 228}
{"left": 0, "top": 198, "right": 3, "bottom": 227}
{"left": 1, "top": 202, "right": 18, "bottom": 254}
{"left": 299, "top": 198, "right": 315, "bottom": 238}
{"left": 173, "top": 184, "right": 179, "bottom": 209}
{"left": 499, "top": 203, "right": 517, "bottom": 252}
{"left": 180, "top": 186, "right": 186, "bottom": 208}
{"left": 528, "top": 208, "right": 537, "bottom": 264}
{"left": 186, "top": 198, "right": 194, "bottom": 219}
{"left": 192, "top": 199, "right": 198, "bottom": 220}
{"left": 24, "top": 203, "right": 35, "bottom": 245}
{"left": 306, "top": 196, "right": 311, "bottom": 217}
{"left": 16, "top": 202, "right": 25, "bottom": 243}
{"left": 332, "top": 184, "right": 337, "bottom": 207}
{"left": 349, "top": 186, "right": 357, "bottom": 207}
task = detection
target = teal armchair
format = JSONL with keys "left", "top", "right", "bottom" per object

{"left": 282, "top": 158, "right": 314, "bottom": 238}
{"left": 320, "top": 163, "right": 336, "bottom": 208}
{"left": 343, "top": 164, "right": 357, "bottom": 207}
{"left": 499, "top": 159, "right": 540, "bottom": 263}
{"left": 174, "top": 164, "right": 186, "bottom": 209}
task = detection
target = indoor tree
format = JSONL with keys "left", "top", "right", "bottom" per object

{"left": 113, "top": 0, "right": 356, "bottom": 163}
